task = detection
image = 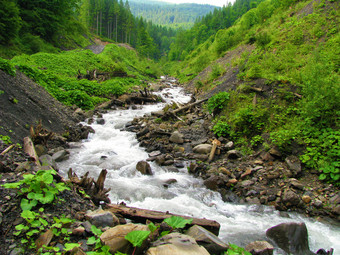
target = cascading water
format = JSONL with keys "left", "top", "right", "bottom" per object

{"left": 58, "top": 85, "right": 339, "bottom": 254}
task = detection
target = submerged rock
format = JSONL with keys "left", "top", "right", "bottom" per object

{"left": 136, "top": 161, "right": 153, "bottom": 175}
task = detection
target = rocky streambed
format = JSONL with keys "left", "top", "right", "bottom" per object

{"left": 0, "top": 77, "right": 339, "bottom": 255}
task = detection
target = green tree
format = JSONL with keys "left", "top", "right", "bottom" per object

{"left": 0, "top": 0, "right": 21, "bottom": 44}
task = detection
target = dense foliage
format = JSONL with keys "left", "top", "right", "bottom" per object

{"left": 130, "top": 1, "right": 216, "bottom": 29}
{"left": 172, "top": 0, "right": 339, "bottom": 184}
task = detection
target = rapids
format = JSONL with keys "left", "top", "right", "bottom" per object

{"left": 58, "top": 85, "right": 339, "bottom": 254}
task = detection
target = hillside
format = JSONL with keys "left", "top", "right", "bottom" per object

{"left": 129, "top": 0, "right": 217, "bottom": 28}
{"left": 170, "top": 0, "right": 339, "bottom": 185}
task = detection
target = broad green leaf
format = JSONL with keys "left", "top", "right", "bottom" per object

{"left": 2, "top": 182, "right": 21, "bottom": 189}
{"left": 31, "top": 220, "right": 42, "bottom": 228}
{"left": 163, "top": 216, "right": 193, "bottom": 229}
{"left": 20, "top": 198, "right": 37, "bottom": 211}
{"left": 124, "top": 230, "right": 151, "bottom": 247}
{"left": 64, "top": 243, "right": 80, "bottom": 251}
{"left": 38, "top": 191, "right": 54, "bottom": 204}
{"left": 39, "top": 218, "right": 48, "bottom": 226}
{"left": 41, "top": 172, "right": 54, "bottom": 184}
{"left": 87, "top": 236, "right": 97, "bottom": 245}
{"left": 21, "top": 210, "right": 37, "bottom": 220}
{"left": 160, "top": 231, "right": 170, "bottom": 237}
{"left": 319, "top": 174, "right": 327, "bottom": 180}
{"left": 148, "top": 222, "right": 158, "bottom": 232}
{"left": 91, "top": 225, "right": 102, "bottom": 236}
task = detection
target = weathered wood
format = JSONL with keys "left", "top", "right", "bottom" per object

{"left": 23, "top": 137, "right": 41, "bottom": 166}
{"left": 105, "top": 204, "right": 220, "bottom": 236}
{"left": 208, "top": 139, "right": 221, "bottom": 163}
{"left": 1, "top": 144, "right": 15, "bottom": 155}
{"left": 172, "top": 98, "right": 208, "bottom": 115}
{"left": 130, "top": 96, "right": 158, "bottom": 103}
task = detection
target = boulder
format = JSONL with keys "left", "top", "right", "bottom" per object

{"left": 269, "top": 147, "right": 282, "bottom": 158}
{"left": 39, "top": 154, "right": 57, "bottom": 170}
{"left": 285, "top": 156, "right": 302, "bottom": 176}
{"left": 52, "top": 150, "right": 69, "bottom": 162}
{"left": 266, "top": 222, "right": 314, "bottom": 255}
{"left": 169, "top": 131, "right": 184, "bottom": 144}
{"left": 193, "top": 144, "right": 212, "bottom": 154}
{"left": 245, "top": 241, "right": 274, "bottom": 255}
{"left": 96, "top": 118, "right": 105, "bottom": 125}
{"left": 185, "top": 225, "right": 228, "bottom": 254}
{"left": 146, "top": 233, "right": 210, "bottom": 255}
{"left": 100, "top": 224, "right": 149, "bottom": 254}
{"left": 282, "top": 189, "right": 300, "bottom": 206}
{"left": 227, "top": 150, "right": 243, "bottom": 159}
{"left": 204, "top": 176, "right": 221, "bottom": 191}
{"left": 136, "top": 161, "right": 153, "bottom": 175}
{"left": 85, "top": 209, "right": 119, "bottom": 228}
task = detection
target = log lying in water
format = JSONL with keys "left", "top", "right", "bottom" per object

{"left": 105, "top": 203, "right": 220, "bottom": 236}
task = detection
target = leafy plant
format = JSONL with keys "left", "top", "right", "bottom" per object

{"left": 206, "top": 92, "right": 230, "bottom": 115}
{"left": 226, "top": 243, "right": 252, "bottom": 255}
{"left": 163, "top": 215, "right": 193, "bottom": 229}
{"left": 213, "top": 118, "right": 231, "bottom": 137}
{"left": 0, "top": 135, "right": 12, "bottom": 144}
{"left": 0, "top": 57, "right": 16, "bottom": 76}
{"left": 87, "top": 225, "right": 111, "bottom": 255}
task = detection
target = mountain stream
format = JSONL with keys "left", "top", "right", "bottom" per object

{"left": 58, "top": 84, "right": 339, "bottom": 254}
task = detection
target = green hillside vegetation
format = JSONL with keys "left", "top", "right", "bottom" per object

{"left": 129, "top": 1, "right": 217, "bottom": 29}
{"left": 0, "top": 44, "right": 160, "bottom": 109}
{"left": 170, "top": 0, "right": 339, "bottom": 184}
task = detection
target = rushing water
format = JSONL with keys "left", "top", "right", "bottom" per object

{"left": 58, "top": 85, "right": 340, "bottom": 254}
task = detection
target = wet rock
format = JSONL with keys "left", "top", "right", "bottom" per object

{"left": 136, "top": 161, "right": 153, "bottom": 175}
{"left": 137, "top": 127, "right": 150, "bottom": 138}
{"left": 146, "top": 233, "right": 210, "bottom": 255}
{"left": 155, "top": 155, "right": 166, "bottom": 166}
{"left": 163, "top": 179, "right": 177, "bottom": 188}
{"left": 149, "top": 151, "right": 162, "bottom": 157}
{"left": 246, "top": 197, "right": 261, "bottom": 204}
{"left": 170, "top": 131, "right": 184, "bottom": 144}
{"left": 86, "top": 209, "right": 119, "bottom": 228}
{"left": 227, "top": 150, "right": 243, "bottom": 159}
{"left": 245, "top": 241, "right": 274, "bottom": 255}
{"left": 39, "top": 154, "right": 57, "bottom": 170}
{"left": 266, "top": 222, "right": 314, "bottom": 255}
{"left": 174, "top": 161, "right": 185, "bottom": 168}
{"left": 186, "top": 225, "right": 228, "bottom": 254}
{"left": 151, "top": 110, "right": 165, "bottom": 117}
{"left": 241, "top": 180, "right": 254, "bottom": 188}
{"left": 97, "top": 118, "right": 105, "bottom": 125}
{"left": 282, "top": 189, "right": 300, "bottom": 206}
{"left": 313, "top": 199, "right": 323, "bottom": 208}
{"left": 204, "top": 176, "right": 221, "bottom": 191}
{"left": 222, "top": 190, "right": 240, "bottom": 203}
{"left": 166, "top": 166, "right": 180, "bottom": 173}
{"left": 52, "top": 150, "right": 69, "bottom": 162}
{"left": 193, "top": 144, "right": 212, "bottom": 154}
{"left": 101, "top": 224, "right": 149, "bottom": 254}
{"left": 285, "top": 156, "right": 302, "bottom": 176}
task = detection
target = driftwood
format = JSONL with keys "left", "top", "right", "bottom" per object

{"left": 68, "top": 168, "right": 111, "bottom": 205}
{"left": 23, "top": 137, "right": 41, "bottom": 167}
{"left": 208, "top": 139, "right": 221, "bottom": 163}
{"left": 163, "top": 98, "right": 208, "bottom": 120}
{"left": 1, "top": 144, "right": 15, "bottom": 155}
{"left": 105, "top": 204, "right": 220, "bottom": 236}
{"left": 30, "top": 121, "right": 53, "bottom": 145}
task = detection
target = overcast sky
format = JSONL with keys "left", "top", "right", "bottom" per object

{"left": 156, "top": 0, "right": 234, "bottom": 7}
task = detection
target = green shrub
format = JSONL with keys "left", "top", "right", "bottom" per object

{"left": 206, "top": 92, "right": 230, "bottom": 115}
{"left": 0, "top": 57, "right": 16, "bottom": 76}
{"left": 213, "top": 118, "right": 231, "bottom": 137}
{"left": 256, "top": 31, "right": 272, "bottom": 48}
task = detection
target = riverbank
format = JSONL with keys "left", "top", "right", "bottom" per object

{"left": 0, "top": 73, "right": 338, "bottom": 254}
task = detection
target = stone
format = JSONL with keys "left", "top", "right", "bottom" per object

{"left": 101, "top": 224, "right": 149, "bottom": 254}
{"left": 245, "top": 241, "right": 274, "bottom": 255}
{"left": 39, "top": 154, "right": 57, "bottom": 170}
{"left": 254, "top": 160, "right": 264, "bottom": 165}
{"left": 313, "top": 199, "right": 323, "bottom": 208}
{"left": 146, "top": 233, "right": 210, "bottom": 255}
{"left": 330, "top": 193, "right": 340, "bottom": 205}
{"left": 227, "top": 150, "right": 243, "bottom": 159}
{"left": 228, "top": 179, "right": 238, "bottom": 185}
{"left": 282, "top": 189, "right": 300, "bottom": 206}
{"left": 241, "top": 180, "right": 254, "bottom": 188}
{"left": 170, "top": 131, "right": 184, "bottom": 144}
{"left": 163, "top": 179, "right": 177, "bottom": 188}
{"left": 185, "top": 225, "right": 228, "bottom": 254}
{"left": 219, "top": 167, "right": 232, "bottom": 176}
{"left": 285, "top": 156, "right": 302, "bottom": 176}
{"left": 52, "top": 150, "right": 70, "bottom": 162}
{"left": 86, "top": 209, "right": 119, "bottom": 228}
{"left": 155, "top": 155, "right": 166, "bottom": 165}
{"left": 266, "top": 222, "right": 314, "bottom": 255}
{"left": 302, "top": 195, "right": 312, "bottom": 204}
{"left": 96, "top": 118, "right": 105, "bottom": 125}
{"left": 149, "top": 151, "right": 162, "bottom": 157}
{"left": 332, "top": 205, "right": 340, "bottom": 215}
{"left": 35, "top": 144, "right": 47, "bottom": 157}
{"left": 35, "top": 229, "right": 54, "bottom": 250}
{"left": 289, "top": 179, "right": 304, "bottom": 190}
{"left": 151, "top": 110, "right": 165, "bottom": 117}
{"left": 204, "top": 176, "right": 221, "bottom": 191}
{"left": 225, "top": 141, "right": 234, "bottom": 149}
{"left": 193, "top": 144, "right": 212, "bottom": 154}
{"left": 269, "top": 147, "right": 282, "bottom": 158}
{"left": 72, "top": 226, "right": 86, "bottom": 236}
{"left": 136, "top": 161, "right": 153, "bottom": 175}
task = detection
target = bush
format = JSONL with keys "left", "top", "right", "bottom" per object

{"left": 212, "top": 118, "right": 231, "bottom": 137}
{"left": 206, "top": 92, "right": 230, "bottom": 115}
{"left": 0, "top": 57, "right": 16, "bottom": 76}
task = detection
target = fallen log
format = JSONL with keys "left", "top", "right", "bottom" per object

{"left": 208, "top": 139, "right": 221, "bottom": 162}
{"left": 23, "top": 137, "right": 41, "bottom": 167}
{"left": 172, "top": 98, "right": 208, "bottom": 115}
{"left": 1, "top": 144, "right": 15, "bottom": 155}
{"left": 105, "top": 204, "right": 220, "bottom": 236}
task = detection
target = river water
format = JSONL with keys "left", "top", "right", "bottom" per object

{"left": 58, "top": 85, "right": 339, "bottom": 254}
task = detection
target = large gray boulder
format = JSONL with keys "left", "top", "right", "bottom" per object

{"left": 266, "top": 222, "right": 314, "bottom": 255}
{"left": 185, "top": 225, "right": 228, "bottom": 254}
{"left": 146, "top": 233, "right": 209, "bottom": 255}
{"left": 193, "top": 144, "right": 212, "bottom": 154}
{"left": 85, "top": 209, "right": 119, "bottom": 228}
